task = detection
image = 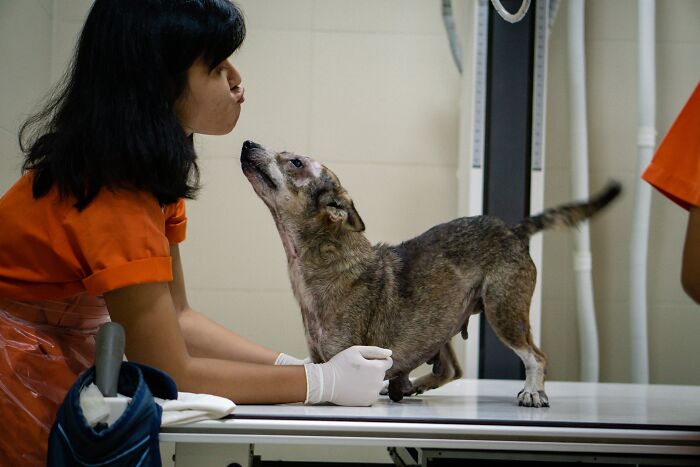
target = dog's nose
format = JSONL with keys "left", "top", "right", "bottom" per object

{"left": 242, "top": 140, "right": 261, "bottom": 152}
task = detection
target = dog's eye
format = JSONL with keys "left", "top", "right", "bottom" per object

{"left": 327, "top": 201, "right": 342, "bottom": 209}
{"left": 290, "top": 159, "right": 303, "bottom": 168}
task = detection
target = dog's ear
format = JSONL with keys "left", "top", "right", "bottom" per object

{"left": 344, "top": 201, "right": 365, "bottom": 232}
{"left": 325, "top": 201, "right": 365, "bottom": 233}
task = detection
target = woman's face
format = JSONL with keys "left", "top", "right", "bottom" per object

{"left": 175, "top": 58, "right": 245, "bottom": 135}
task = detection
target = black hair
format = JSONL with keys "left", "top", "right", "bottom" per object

{"left": 19, "top": 0, "right": 246, "bottom": 210}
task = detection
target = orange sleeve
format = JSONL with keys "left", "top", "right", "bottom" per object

{"left": 63, "top": 189, "right": 175, "bottom": 295}
{"left": 642, "top": 81, "right": 700, "bottom": 209}
{"left": 164, "top": 198, "right": 187, "bottom": 243}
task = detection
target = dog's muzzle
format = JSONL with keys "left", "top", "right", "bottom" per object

{"left": 240, "top": 141, "right": 277, "bottom": 191}
{"left": 241, "top": 140, "right": 262, "bottom": 156}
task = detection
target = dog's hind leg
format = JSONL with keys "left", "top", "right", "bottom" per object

{"left": 513, "top": 335, "right": 549, "bottom": 407}
{"left": 408, "top": 341, "right": 462, "bottom": 396}
{"left": 482, "top": 271, "right": 549, "bottom": 407}
{"left": 427, "top": 352, "right": 442, "bottom": 375}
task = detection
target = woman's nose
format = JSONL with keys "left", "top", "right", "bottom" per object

{"left": 225, "top": 61, "right": 242, "bottom": 86}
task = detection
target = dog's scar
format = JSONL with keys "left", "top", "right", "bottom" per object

{"left": 309, "top": 160, "right": 322, "bottom": 178}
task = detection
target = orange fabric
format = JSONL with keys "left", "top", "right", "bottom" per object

{"left": 0, "top": 175, "right": 187, "bottom": 464}
{"left": 642, "top": 81, "right": 700, "bottom": 209}
{"left": 0, "top": 295, "right": 109, "bottom": 466}
{"left": 0, "top": 172, "right": 187, "bottom": 300}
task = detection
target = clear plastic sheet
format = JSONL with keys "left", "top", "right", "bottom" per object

{"left": 0, "top": 295, "right": 109, "bottom": 466}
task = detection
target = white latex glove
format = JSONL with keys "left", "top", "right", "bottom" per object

{"left": 303, "top": 346, "right": 393, "bottom": 406}
{"left": 274, "top": 352, "right": 306, "bottom": 365}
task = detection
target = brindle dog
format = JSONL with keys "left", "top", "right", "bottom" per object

{"left": 240, "top": 140, "right": 621, "bottom": 407}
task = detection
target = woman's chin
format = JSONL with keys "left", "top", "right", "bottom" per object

{"left": 196, "top": 120, "right": 239, "bottom": 136}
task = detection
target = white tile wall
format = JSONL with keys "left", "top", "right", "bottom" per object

{"left": 595, "top": 299, "right": 632, "bottom": 382}
{"left": 236, "top": 0, "right": 314, "bottom": 31}
{"left": 310, "top": 31, "right": 461, "bottom": 166}
{"left": 657, "top": 42, "right": 700, "bottom": 134}
{"left": 313, "top": 0, "right": 446, "bottom": 34}
{"left": 0, "top": 0, "right": 51, "bottom": 134}
{"left": 0, "top": 0, "right": 52, "bottom": 192}
{"left": 50, "top": 19, "right": 82, "bottom": 84}
{"left": 36, "top": 0, "right": 52, "bottom": 17}
{"left": 656, "top": 0, "right": 700, "bottom": 44}
{"left": 0, "top": 127, "right": 23, "bottom": 193}
{"left": 185, "top": 288, "right": 307, "bottom": 356}
{"left": 585, "top": 0, "right": 636, "bottom": 42}
{"left": 648, "top": 303, "right": 700, "bottom": 385}
{"left": 53, "top": 0, "right": 92, "bottom": 22}
{"left": 540, "top": 299, "right": 578, "bottom": 382}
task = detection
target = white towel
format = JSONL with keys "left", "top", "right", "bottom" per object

{"left": 154, "top": 392, "right": 236, "bottom": 427}
{"left": 79, "top": 384, "right": 236, "bottom": 428}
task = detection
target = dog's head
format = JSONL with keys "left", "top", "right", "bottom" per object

{"left": 240, "top": 140, "right": 365, "bottom": 237}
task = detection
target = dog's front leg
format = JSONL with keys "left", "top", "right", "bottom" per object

{"left": 387, "top": 373, "right": 412, "bottom": 402}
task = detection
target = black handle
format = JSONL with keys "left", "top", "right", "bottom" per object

{"left": 95, "top": 322, "right": 125, "bottom": 397}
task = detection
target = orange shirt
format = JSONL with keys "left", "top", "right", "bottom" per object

{"left": 642, "top": 81, "right": 700, "bottom": 209}
{"left": 0, "top": 172, "right": 187, "bottom": 300}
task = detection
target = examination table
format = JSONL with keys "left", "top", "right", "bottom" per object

{"left": 160, "top": 378, "right": 700, "bottom": 466}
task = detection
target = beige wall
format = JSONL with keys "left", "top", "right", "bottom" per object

{"left": 0, "top": 0, "right": 698, "bottom": 462}
{"left": 542, "top": 0, "right": 700, "bottom": 384}
{"left": 0, "top": 0, "right": 52, "bottom": 191}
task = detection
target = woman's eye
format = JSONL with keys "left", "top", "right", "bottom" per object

{"left": 290, "top": 159, "right": 303, "bottom": 168}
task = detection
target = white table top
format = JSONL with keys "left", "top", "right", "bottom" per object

{"left": 160, "top": 379, "right": 700, "bottom": 456}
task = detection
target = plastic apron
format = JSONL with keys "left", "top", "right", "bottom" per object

{"left": 0, "top": 294, "right": 110, "bottom": 466}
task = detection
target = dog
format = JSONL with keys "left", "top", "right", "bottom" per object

{"left": 240, "top": 140, "right": 621, "bottom": 407}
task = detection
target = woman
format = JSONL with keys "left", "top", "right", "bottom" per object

{"left": 643, "top": 81, "right": 700, "bottom": 304}
{"left": 0, "top": 1, "right": 392, "bottom": 464}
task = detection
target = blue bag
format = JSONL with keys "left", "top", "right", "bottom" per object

{"left": 47, "top": 362, "right": 177, "bottom": 466}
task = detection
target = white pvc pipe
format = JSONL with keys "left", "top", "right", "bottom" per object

{"left": 630, "top": 0, "right": 655, "bottom": 384}
{"left": 567, "top": 0, "right": 600, "bottom": 382}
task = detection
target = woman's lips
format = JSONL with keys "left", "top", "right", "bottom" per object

{"left": 232, "top": 85, "right": 245, "bottom": 103}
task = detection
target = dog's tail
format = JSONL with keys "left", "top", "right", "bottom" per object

{"left": 511, "top": 180, "right": 622, "bottom": 241}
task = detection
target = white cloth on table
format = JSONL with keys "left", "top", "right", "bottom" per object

{"left": 155, "top": 392, "right": 236, "bottom": 427}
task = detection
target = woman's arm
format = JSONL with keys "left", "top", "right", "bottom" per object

{"left": 168, "top": 244, "right": 285, "bottom": 364}
{"left": 104, "top": 280, "right": 307, "bottom": 403}
{"left": 681, "top": 206, "right": 700, "bottom": 304}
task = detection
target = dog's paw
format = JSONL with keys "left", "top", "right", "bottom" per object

{"left": 407, "top": 374, "right": 442, "bottom": 397}
{"left": 517, "top": 389, "right": 549, "bottom": 408}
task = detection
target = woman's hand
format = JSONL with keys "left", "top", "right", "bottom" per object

{"left": 304, "top": 346, "right": 393, "bottom": 406}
